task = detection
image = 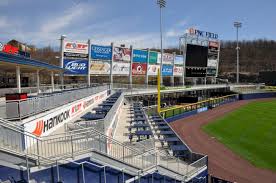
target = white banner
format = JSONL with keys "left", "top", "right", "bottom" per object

{"left": 90, "top": 61, "right": 110, "bottom": 75}
{"left": 207, "top": 59, "right": 218, "bottom": 67}
{"left": 148, "top": 65, "right": 160, "bottom": 76}
{"left": 112, "top": 62, "right": 130, "bottom": 75}
{"left": 173, "top": 66, "right": 183, "bottom": 76}
{"left": 157, "top": 53, "right": 174, "bottom": 65}
{"left": 64, "top": 41, "right": 88, "bottom": 54}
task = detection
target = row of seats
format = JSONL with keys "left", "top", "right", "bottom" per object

{"left": 125, "top": 102, "right": 153, "bottom": 142}
{"left": 80, "top": 92, "right": 121, "bottom": 120}
{"left": 148, "top": 114, "right": 188, "bottom": 157}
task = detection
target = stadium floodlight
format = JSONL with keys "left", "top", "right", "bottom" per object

{"left": 234, "top": 22, "right": 242, "bottom": 84}
{"left": 157, "top": 0, "right": 166, "bottom": 85}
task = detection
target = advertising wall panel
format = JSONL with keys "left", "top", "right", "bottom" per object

{"left": 174, "top": 55, "right": 184, "bottom": 65}
{"left": 90, "top": 61, "right": 110, "bottom": 75}
{"left": 64, "top": 41, "right": 88, "bottom": 54}
{"left": 63, "top": 59, "right": 88, "bottom": 75}
{"left": 132, "top": 63, "right": 147, "bottom": 75}
{"left": 148, "top": 65, "right": 160, "bottom": 76}
{"left": 112, "top": 62, "right": 130, "bottom": 75}
{"left": 149, "top": 51, "right": 158, "bottom": 64}
{"left": 133, "top": 49, "right": 148, "bottom": 63}
{"left": 113, "top": 47, "right": 131, "bottom": 62}
{"left": 157, "top": 53, "right": 174, "bottom": 65}
{"left": 173, "top": 66, "right": 183, "bottom": 76}
{"left": 91, "top": 45, "right": 112, "bottom": 60}
{"left": 162, "top": 65, "right": 173, "bottom": 76}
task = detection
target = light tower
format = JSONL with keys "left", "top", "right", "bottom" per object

{"left": 234, "top": 22, "right": 242, "bottom": 84}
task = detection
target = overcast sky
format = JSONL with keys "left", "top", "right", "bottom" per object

{"left": 0, "top": 0, "right": 275, "bottom": 49}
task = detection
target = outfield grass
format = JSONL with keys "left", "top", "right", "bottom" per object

{"left": 203, "top": 100, "right": 276, "bottom": 171}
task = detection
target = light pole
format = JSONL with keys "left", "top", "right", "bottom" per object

{"left": 60, "top": 35, "right": 66, "bottom": 89}
{"left": 234, "top": 22, "right": 242, "bottom": 84}
{"left": 157, "top": 0, "right": 166, "bottom": 85}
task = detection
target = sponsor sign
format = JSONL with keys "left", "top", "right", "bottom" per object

{"left": 173, "top": 66, "right": 183, "bottom": 76}
{"left": 113, "top": 47, "right": 131, "bottom": 62}
{"left": 24, "top": 90, "right": 108, "bottom": 138}
{"left": 162, "top": 65, "right": 173, "bottom": 76}
{"left": 132, "top": 63, "right": 147, "bottom": 75}
{"left": 209, "top": 41, "right": 219, "bottom": 49}
{"left": 207, "top": 59, "right": 218, "bottom": 68}
{"left": 64, "top": 41, "right": 88, "bottom": 54}
{"left": 91, "top": 45, "right": 112, "bottom": 60}
{"left": 187, "top": 28, "right": 219, "bottom": 39}
{"left": 132, "top": 49, "right": 148, "bottom": 63}
{"left": 148, "top": 65, "right": 160, "bottom": 76}
{"left": 157, "top": 53, "right": 174, "bottom": 65}
{"left": 64, "top": 52, "right": 88, "bottom": 59}
{"left": 63, "top": 59, "right": 88, "bottom": 75}
{"left": 149, "top": 51, "right": 158, "bottom": 64}
{"left": 207, "top": 67, "right": 217, "bottom": 76}
{"left": 174, "top": 55, "right": 184, "bottom": 65}
{"left": 90, "top": 61, "right": 110, "bottom": 75}
{"left": 112, "top": 62, "right": 130, "bottom": 75}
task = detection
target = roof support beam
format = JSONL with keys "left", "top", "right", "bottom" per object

{"left": 16, "top": 66, "right": 21, "bottom": 93}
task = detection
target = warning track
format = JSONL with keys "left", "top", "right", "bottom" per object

{"left": 170, "top": 99, "right": 276, "bottom": 183}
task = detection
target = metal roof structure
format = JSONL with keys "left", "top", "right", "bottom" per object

{"left": 0, "top": 52, "right": 64, "bottom": 72}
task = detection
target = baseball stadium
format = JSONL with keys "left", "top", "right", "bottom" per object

{"left": 1, "top": 1, "right": 276, "bottom": 183}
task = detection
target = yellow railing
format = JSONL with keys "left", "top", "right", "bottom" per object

{"left": 160, "top": 94, "right": 239, "bottom": 119}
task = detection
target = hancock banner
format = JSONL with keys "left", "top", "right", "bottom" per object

{"left": 132, "top": 63, "right": 147, "bottom": 75}
{"left": 63, "top": 59, "right": 88, "bottom": 75}
{"left": 64, "top": 41, "right": 88, "bottom": 54}
{"left": 90, "top": 61, "right": 110, "bottom": 75}
{"left": 113, "top": 47, "right": 131, "bottom": 62}
{"left": 157, "top": 53, "right": 174, "bottom": 65}
{"left": 173, "top": 66, "right": 183, "bottom": 76}
{"left": 91, "top": 45, "right": 112, "bottom": 60}
{"left": 112, "top": 62, "right": 130, "bottom": 75}
{"left": 148, "top": 65, "right": 160, "bottom": 76}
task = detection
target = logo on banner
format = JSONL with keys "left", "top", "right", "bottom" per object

{"left": 113, "top": 47, "right": 131, "bottom": 62}
{"left": 64, "top": 59, "right": 88, "bottom": 75}
{"left": 112, "top": 62, "right": 130, "bottom": 75}
{"left": 148, "top": 65, "right": 160, "bottom": 76}
{"left": 64, "top": 52, "right": 88, "bottom": 59}
{"left": 132, "top": 63, "right": 147, "bottom": 75}
{"left": 133, "top": 49, "right": 148, "bottom": 63}
{"left": 32, "top": 110, "right": 70, "bottom": 137}
{"left": 162, "top": 65, "right": 173, "bottom": 76}
{"left": 64, "top": 41, "right": 88, "bottom": 54}
{"left": 90, "top": 62, "right": 110, "bottom": 75}
{"left": 187, "top": 28, "right": 218, "bottom": 39}
{"left": 91, "top": 45, "right": 112, "bottom": 60}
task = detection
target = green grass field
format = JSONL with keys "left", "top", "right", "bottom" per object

{"left": 203, "top": 100, "right": 276, "bottom": 171}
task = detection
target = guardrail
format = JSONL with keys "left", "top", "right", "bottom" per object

{"left": 160, "top": 94, "right": 239, "bottom": 119}
{"left": 2, "top": 85, "right": 109, "bottom": 119}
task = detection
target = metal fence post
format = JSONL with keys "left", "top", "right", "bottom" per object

{"left": 36, "top": 138, "right": 40, "bottom": 166}
{"left": 56, "top": 160, "right": 60, "bottom": 182}
{"left": 82, "top": 164, "right": 86, "bottom": 183}
{"left": 26, "top": 155, "right": 30, "bottom": 182}
{"left": 71, "top": 135, "right": 74, "bottom": 159}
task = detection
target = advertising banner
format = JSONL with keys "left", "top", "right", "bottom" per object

{"left": 64, "top": 52, "right": 88, "bottom": 59}
{"left": 91, "top": 45, "right": 112, "bottom": 60}
{"left": 148, "top": 65, "right": 160, "bottom": 76}
{"left": 149, "top": 51, "right": 158, "bottom": 64}
{"left": 173, "top": 66, "right": 183, "bottom": 76}
{"left": 64, "top": 41, "right": 88, "bottom": 54}
{"left": 133, "top": 49, "right": 148, "bottom": 63}
{"left": 132, "top": 63, "right": 147, "bottom": 75}
{"left": 207, "top": 59, "right": 218, "bottom": 67}
{"left": 90, "top": 61, "right": 110, "bottom": 75}
{"left": 113, "top": 47, "right": 131, "bottom": 62}
{"left": 63, "top": 59, "right": 88, "bottom": 75}
{"left": 174, "top": 55, "right": 184, "bottom": 65}
{"left": 162, "top": 65, "right": 173, "bottom": 76}
{"left": 112, "top": 62, "right": 130, "bottom": 75}
{"left": 157, "top": 53, "right": 174, "bottom": 65}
